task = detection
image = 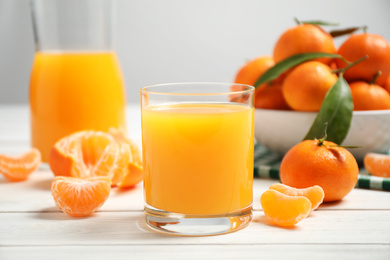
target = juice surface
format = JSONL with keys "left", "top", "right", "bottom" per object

{"left": 142, "top": 103, "right": 254, "bottom": 215}
{"left": 29, "top": 52, "right": 126, "bottom": 162}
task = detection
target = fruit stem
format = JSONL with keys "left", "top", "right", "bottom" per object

{"left": 294, "top": 17, "right": 302, "bottom": 25}
{"left": 370, "top": 71, "right": 382, "bottom": 85}
{"left": 317, "top": 122, "right": 328, "bottom": 146}
{"left": 332, "top": 55, "right": 368, "bottom": 75}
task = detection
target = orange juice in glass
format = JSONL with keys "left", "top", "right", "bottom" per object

{"left": 29, "top": 0, "right": 125, "bottom": 162}
{"left": 141, "top": 83, "right": 254, "bottom": 236}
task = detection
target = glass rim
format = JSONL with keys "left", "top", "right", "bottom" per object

{"left": 140, "top": 82, "right": 255, "bottom": 96}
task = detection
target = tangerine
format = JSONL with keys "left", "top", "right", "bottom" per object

{"left": 261, "top": 189, "right": 311, "bottom": 227}
{"left": 280, "top": 139, "right": 359, "bottom": 202}
{"left": 384, "top": 76, "right": 390, "bottom": 93}
{"left": 364, "top": 153, "right": 390, "bottom": 178}
{"left": 254, "top": 83, "right": 290, "bottom": 110}
{"left": 234, "top": 56, "right": 289, "bottom": 109}
{"left": 273, "top": 23, "right": 336, "bottom": 64}
{"left": 269, "top": 183, "right": 324, "bottom": 211}
{"left": 108, "top": 127, "right": 142, "bottom": 166}
{"left": 49, "top": 130, "right": 142, "bottom": 187}
{"left": 282, "top": 61, "right": 338, "bottom": 111}
{"left": 335, "top": 33, "right": 390, "bottom": 86}
{"left": 51, "top": 176, "right": 111, "bottom": 217}
{"left": 91, "top": 142, "right": 131, "bottom": 186}
{"left": 118, "top": 162, "right": 144, "bottom": 189}
{"left": 349, "top": 81, "right": 390, "bottom": 110}
{"left": 0, "top": 149, "right": 41, "bottom": 181}
{"left": 234, "top": 56, "right": 275, "bottom": 86}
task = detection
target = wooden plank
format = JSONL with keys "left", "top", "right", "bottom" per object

{"left": 1, "top": 244, "right": 389, "bottom": 260}
{"left": 0, "top": 141, "right": 31, "bottom": 154}
{"left": 0, "top": 105, "right": 29, "bottom": 141}
{"left": 0, "top": 170, "right": 144, "bottom": 212}
{"left": 1, "top": 210, "right": 390, "bottom": 246}
{"left": 2, "top": 171, "right": 390, "bottom": 212}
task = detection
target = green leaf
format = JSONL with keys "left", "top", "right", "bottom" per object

{"left": 254, "top": 53, "right": 343, "bottom": 88}
{"left": 301, "top": 20, "right": 339, "bottom": 26}
{"left": 294, "top": 18, "right": 339, "bottom": 26}
{"left": 303, "top": 74, "right": 353, "bottom": 144}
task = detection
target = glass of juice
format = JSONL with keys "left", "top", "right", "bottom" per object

{"left": 141, "top": 83, "right": 255, "bottom": 236}
{"left": 29, "top": 0, "right": 126, "bottom": 162}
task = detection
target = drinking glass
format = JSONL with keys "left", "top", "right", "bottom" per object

{"left": 141, "top": 83, "right": 254, "bottom": 236}
{"left": 29, "top": 0, "right": 126, "bottom": 162}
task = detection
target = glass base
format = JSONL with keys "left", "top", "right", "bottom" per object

{"left": 144, "top": 204, "right": 252, "bottom": 236}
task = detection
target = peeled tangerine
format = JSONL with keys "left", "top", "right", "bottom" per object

{"left": 261, "top": 184, "right": 325, "bottom": 227}
{"left": 49, "top": 129, "right": 143, "bottom": 188}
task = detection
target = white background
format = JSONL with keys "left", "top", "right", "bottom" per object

{"left": 1, "top": 0, "right": 390, "bottom": 104}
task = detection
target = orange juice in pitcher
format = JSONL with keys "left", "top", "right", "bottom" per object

{"left": 29, "top": 0, "right": 126, "bottom": 161}
{"left": 30, "top": 52, "right": 126, "bottom": 162}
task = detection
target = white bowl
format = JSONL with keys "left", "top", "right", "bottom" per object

{"left": 254, "top": 109, "right": 390, "bottom": 161}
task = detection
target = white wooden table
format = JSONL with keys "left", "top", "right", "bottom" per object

{"left": 0, "top": 105, "right": 390, "bottom": 259}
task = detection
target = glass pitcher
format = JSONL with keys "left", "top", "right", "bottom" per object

{"left": 29, "top": 0, "right": 126, "bottom": 162}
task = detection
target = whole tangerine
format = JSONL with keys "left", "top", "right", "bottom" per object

{"left": 254, "top": 82, "right": 290, "bottom": 110}
{"left": 234, "top": 56, "right": 275, "bottom": 86}
{"left": 279, "top": 139, "right": 359, "bottom": 202}
{"left": 384, "top": 76, "right": 390, "bottom": 93}
{"left": 234, "top": 56, "right": 289, "bottom": 109}
{"left": 335, "top": 33, "right": 390, "bottom": 86}
{"left": 282, "top": 61, "right": 338, "bottom": 111}
{"left": 349, "top": 81, "right": 390, "bottom": 110}
{"left": 273, "top": 23, "right": 336, "bottom": 64}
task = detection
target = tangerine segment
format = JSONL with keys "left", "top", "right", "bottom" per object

{"left": 51, "top": 176, "right": 111, "bottom": 217}
{"left": 92, "top": 142, "right": 131, "bottom": 186}
{"left": 261, "top": 189, "right": 311, "bottom": 227}
{"left": 49, "top": 131, "right": 115, "bottom": 177}
{"left": 364, "top": 153, "right": 390, "bottom": 178}
{"left": 108, "top": 128, "right": 142, "bottom": 165}
{"left": 118, "top": 162, "right": 143, "bottom": 189}
{"left": 269, "top": 183, "right": 324, "bottom": 211}
{"left": 81, "top": 131, "right": 114, "bottom": 168}
{"left": 0, "top": 149, "right": 41, "bottom": 181}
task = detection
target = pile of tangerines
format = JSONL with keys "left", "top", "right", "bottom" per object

{"left": 234, "top": 22, "right": 390, "bottom": 111}
{"left": 236, "top": 21, "right": 390, "bottom": 227}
